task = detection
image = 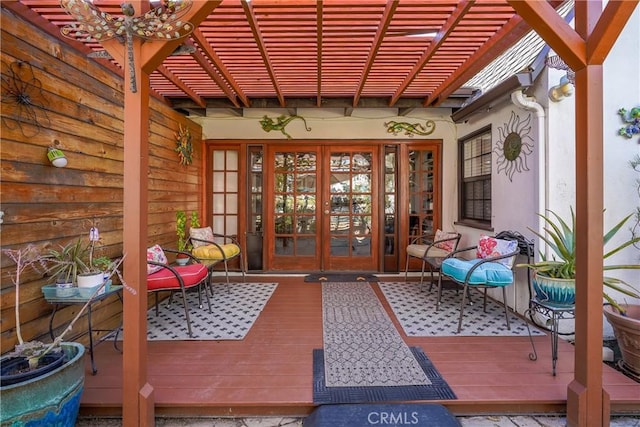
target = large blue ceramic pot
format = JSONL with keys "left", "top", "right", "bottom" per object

{"left": 0, "top": 342, "right": 85, "bottom": 426}
{"left": 532, "top": 273, "right": 576, "bottom": 307}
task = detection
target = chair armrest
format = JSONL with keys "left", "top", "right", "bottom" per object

{"left": 445, "top": 245, "right": 478, "bottom": 259}
{"left": 162, "top": 248, "right": 200, "bottom": 263}
{"left": 408, "top": 232, "right": 436, "bottom": 245}
{"left": 211, "top": 233, "right": 241, "bottom": 246}
{"left": 419, "top": 234, "right": 462, "bottom": 260}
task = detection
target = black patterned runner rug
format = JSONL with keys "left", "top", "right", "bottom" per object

{"left": 322, "top": 282, "right": 427, "bottom": 387}
{"left": 316, "top": 282, "right": 455, "bottom": 403}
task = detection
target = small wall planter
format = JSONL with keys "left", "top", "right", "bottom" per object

{"left": 0, "top": 342, "right": 85, "bottom": 426}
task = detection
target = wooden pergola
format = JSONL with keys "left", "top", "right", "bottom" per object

{"left": 4, "top": 1, "right": 637, "bottom": 425}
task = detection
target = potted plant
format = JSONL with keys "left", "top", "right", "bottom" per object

{"left": 0, "top": 245, "right": 86, "bottom": 425}
{"left": 45, "top": 237, "right": 87, "bottom": 285}
{"left": 45, "top": 236, "right": 103, "bottom": 292}
{"left": 1, "top": 245, "right": 125, "bottom": 425}
{"left": 77, "top": 228, "right": 106, "bottom": 289}
{"left": 518, "top": 207, "right": 640, "bottom": 312}
{"left": 175, "top": 210, "right": 190, "bottom": 265}
{"left": 602, "top": 153, "right": 640, "bottom": 377}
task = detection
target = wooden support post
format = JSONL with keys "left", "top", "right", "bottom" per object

{"left": 567, "top": 61, "right": 608, "bottom": 427}
{"left": 122, "top": 34, "right": 153, "bottom": 426}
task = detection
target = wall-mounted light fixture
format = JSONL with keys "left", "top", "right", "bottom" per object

{"left": 47, "top": 146, "right": 67, "bottom": 168}
{"left": 548, "top": 74, "right": 574, "bottom": 102}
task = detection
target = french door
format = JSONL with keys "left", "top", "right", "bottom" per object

{"left": 265, "top": 145, "right": 379, "bottom": 271}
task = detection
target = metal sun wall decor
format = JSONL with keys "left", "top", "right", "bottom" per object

{"left": 175, "top": 124, "right": 193, "bottom": 166}
{"left": 60, "top": 0, "right": 194, "bottom": 93}
{"left": 494, "top": 111, "right": 534, "bottom": 182}
{"left": 384, "top": 120, "right": 436, "bottom": 137}
{"left": 618, "top": 107, "right": 640, "bottom": 143}
{"left": 1, "top": 60, "right": 51, "bottom": 137}
{"left": 259, "top": 115, "right": 312, "bottom": 139}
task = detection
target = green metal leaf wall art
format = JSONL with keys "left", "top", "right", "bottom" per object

{"left": 259, "top": 115, "right": 312, "bottom": 139}
{"left": 494, "top": 111, "right": 533, "bottom": 182}
{"left": 384, "top": 120, "right": 436, "bottom": 137}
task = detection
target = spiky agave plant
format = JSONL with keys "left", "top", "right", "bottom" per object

{"left": 518, "top": 207, "right": 640, "bottom": 313}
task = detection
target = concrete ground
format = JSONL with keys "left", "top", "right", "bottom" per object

{"left": 76, "top": 415, "right": 640, "bottom": 426}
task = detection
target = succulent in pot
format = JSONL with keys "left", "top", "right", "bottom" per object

{"left": 44, "top": 237, "right": 90, "bottom": 285}
{"left": 1, "top": 245, "right": 125, "bottom": 425}
{"left": 518, "top": 207, "right": 640, "bottom": 313}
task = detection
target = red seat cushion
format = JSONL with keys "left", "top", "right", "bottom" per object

{"left": 147, "top": 264, "right": 208, "bottom": 291}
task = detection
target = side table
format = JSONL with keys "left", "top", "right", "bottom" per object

{"left": 42, "top": 284, "right": 123, "bottom": 375}
{"left": 524, "top": 298, "right": 575, "bottom": 376}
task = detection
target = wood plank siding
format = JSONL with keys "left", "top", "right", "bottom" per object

{"left": 79, "top": 275, "right": 640, "bottom": 418}
{"left": 1, "top": 9, "right": 203, "bottom": 353}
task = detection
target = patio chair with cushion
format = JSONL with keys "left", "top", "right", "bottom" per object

{"left": 438, "top": 234, "right": 521, "bottom": 333}
{"left": 405, "top": 229, "right": 461, "bottom": 290}
{"left": 146, "top": 245, "right": 211, "bottom": 338}
{"left": 188, "top": 227, "right": 246, "bottom": 286}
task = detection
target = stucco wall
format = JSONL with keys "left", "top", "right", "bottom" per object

{"left": 192, "top": 107, "right": 460, "bottom": 229}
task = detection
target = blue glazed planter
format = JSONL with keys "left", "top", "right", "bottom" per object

{"left": 0, "top": 342, "right": 85, "bottom": 426}
{"left": 532, "top": 273, "right": 576, "bottom": 307}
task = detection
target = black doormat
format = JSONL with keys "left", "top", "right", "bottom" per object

{"left": 304, "top": 273, "right": 379, "bottom": 282}
{"left": 313, "top": 347, "right": 457, "bottom": 404}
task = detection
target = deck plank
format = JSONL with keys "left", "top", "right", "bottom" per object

{"left": 80, "top": 275, "right": 640, "bottom": 417}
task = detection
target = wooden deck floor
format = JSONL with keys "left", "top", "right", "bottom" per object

{"left": 80, "top": 275, "right": 640, "bottom": 418}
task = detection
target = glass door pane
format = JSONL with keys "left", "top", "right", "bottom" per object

{"left": 408, "top": 150, "right": 434, "bottom": 237}
{"left": 271, "top": 150, "right": 319, "bottom": 269}
{"left": 324, "top": 149, "right": 377, "bottom": 271}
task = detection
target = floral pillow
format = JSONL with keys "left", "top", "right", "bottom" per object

{"left": 476, "top": 235, "right": 518, "bottom": 267}
{"left": 433, "top": 229, "right": 458, "bottom": 252}
{"left": 189, "top": 227, "right": 214, "bottom": 248}
{"left": 147, "top": 244, "right": 168, "bottom": 275}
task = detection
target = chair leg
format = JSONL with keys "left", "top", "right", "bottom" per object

{"left": 223, "top": 260, "right": 231, "bottom": 293}
{"left": 502, "top": 287, "right": 511, "bottom": 330}
{"left": 197, "top": 284, "right": 204, "bottom": 309}
{"left": 179, "top": 287, "right": 193, "bottom": 338}
{"left": 239, "top": 253, "right": 246, "bottom": 278}
{"left": 457, "top": 284, "right": 469, "bottom": 333}
{"left": 206, "top": 266, "right": 216, "bottom": 298}
{"left": 201, "top": 280, "right": 212, "bottom": 313}
{"left": 404, "top": 255, "right": 410, "bottom": 281}
{"left": 436, "top": 274, "right": 443, "bottom": 311}
{"left": 419, "top": 260, "right": 426, "bottom": 287}
{"left": 428, "top": 266, "right": 436, "bottom": 292}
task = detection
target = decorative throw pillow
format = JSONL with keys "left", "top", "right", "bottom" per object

{"left": 147, "top": 244, "right": 168, "bottom": 275}
{"left": 476, "top": 235, "right": 518, "bottom": 267}
{"left": 189, "top": 227, "right": 215, "bottom": 248}
{"left": 433, "top": 229, "right": 458, "bottom": 252}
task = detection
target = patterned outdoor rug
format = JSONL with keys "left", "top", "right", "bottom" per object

{"left": 305, "top": 273, "right": 379, "bottom": 282}
{"left": 378, "top": 282, "right": 545, "bottom": 337}
{"left": 147, "top": 282, "right": 277, "bottom": 340}
{"left": 313, "top": 347, "right": 455, "bottom": 404}
{"left": 322, "top": 282, "right": 430, "bottom": 387}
